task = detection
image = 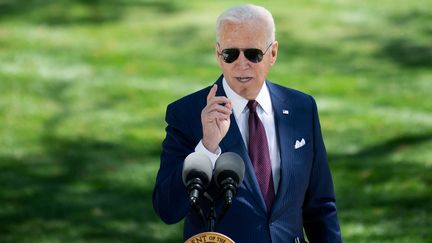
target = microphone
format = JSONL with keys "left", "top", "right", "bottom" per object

{"left": 182, "top": 152, "right": 213, "bottom": 221}
{"left": 214, "top": 152, "right": 245, "bottom": 219}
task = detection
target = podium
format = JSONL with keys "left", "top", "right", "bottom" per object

{"left": 185, "top": 232, "right": 235, "bottom": 243}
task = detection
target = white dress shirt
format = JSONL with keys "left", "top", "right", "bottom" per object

{"left": 195, "top": 78, "right": 281, "bottom": 193}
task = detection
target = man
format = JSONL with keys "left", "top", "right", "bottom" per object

{"left": 153, "top": 4, "right": 342, "bottom": 243}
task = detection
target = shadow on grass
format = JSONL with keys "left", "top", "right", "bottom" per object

{"left": 277, "top": 8, "right": 432, "bottom": 74}
{"left": 378, "top": 38, "right": 432, "bottom": 68}
{"left": 0, "top": 0, "right": 185, "bottom": 25}
{"left": 389, "top": 9, "right": 432, "bottom": 36}
{"left": 329, "top": 132, "right": 432, "bottom": 241}
{"left": 0, "top": 135, "right": 181, "bottom": 242}
{"left": 374, "top": 9, "right": 432, "bottom": 69}
{"left": 0, "top": 81, "right": 182, "bottom": 242}
{"left": 332, "top": 132, "right": 432, "bottom": 160}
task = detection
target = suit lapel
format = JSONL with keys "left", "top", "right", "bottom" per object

{"left": 267, "top": 82, "right": 296, "bottom": 218}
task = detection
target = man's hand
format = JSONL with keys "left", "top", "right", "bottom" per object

{"left": 201, "top": 84, "right": 232, "bottom": 153}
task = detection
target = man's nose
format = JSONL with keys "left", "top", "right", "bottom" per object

{"left": 234, "top": 52, "right": 251, "bottom": 69}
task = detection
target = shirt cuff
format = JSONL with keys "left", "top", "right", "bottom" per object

{"left": 195, "top": 140, "right": 221, "bottom": 169}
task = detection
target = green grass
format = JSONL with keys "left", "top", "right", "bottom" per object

{"left": 1, "top": 0, "right": 431, "bottom": 242}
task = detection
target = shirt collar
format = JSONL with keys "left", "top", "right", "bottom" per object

{"left": 222, "top": 77, "right": 273, "bottom": 119}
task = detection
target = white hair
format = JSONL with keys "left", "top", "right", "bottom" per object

{"left": 216, "top": 4, "right": 276, "bottom": 45}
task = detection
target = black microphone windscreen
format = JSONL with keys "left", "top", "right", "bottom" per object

{"left": 182, "top": 152, "right": 213, "bottom": 185}
{"left": 214, "top": 152, "right": 245, "bottom": 186}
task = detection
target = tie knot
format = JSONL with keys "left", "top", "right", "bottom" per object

{"left": 247, "top": 100, "right": 258, "bottom": 113}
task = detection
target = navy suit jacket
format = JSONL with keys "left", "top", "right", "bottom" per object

{"left": 153, "top": 76, "right": 342, "bottom": 243}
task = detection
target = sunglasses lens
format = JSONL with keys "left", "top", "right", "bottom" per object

{"left": 220, "top": 47, "right": 266, "bottom": 63}
{"left": 221, "top": 49, "right": 240, "bottom": 63}
{"left": 244, "top": 49, "right": 263, "bottom": 63}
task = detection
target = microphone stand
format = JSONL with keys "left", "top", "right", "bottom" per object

{"left": 218, "top": 177, "right": 237, "bottom": 222}
{"left": 191, "top": 201, "right": 206, "bottom": 224}
{"left": 187, "top": 178, "right": 207, "bottom": 224}
{"left": 203, "top": 192, "right": 216, "bottom": 232}
{"left": 201, "top": 180, "right": 238, "bottom": 232}
{"left": 208, "top": 201, "right": 216, "bottom": 232}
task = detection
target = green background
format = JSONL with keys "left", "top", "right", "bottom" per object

{"left": 0, "top": 0, "right": 431, "bottom": 242}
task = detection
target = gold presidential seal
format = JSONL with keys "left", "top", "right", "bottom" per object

{"left": 184, "top": 232, "right": 235, "bottom": 243}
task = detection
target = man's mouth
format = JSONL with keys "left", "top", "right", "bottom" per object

{"left": 235, "top": 77, "right": 253, "bottom": 83}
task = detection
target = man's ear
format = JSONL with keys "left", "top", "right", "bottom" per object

{"left": 215, "top": 43, "right": 223, "bottom": 68}
{"left": 270, "top": 41, "right": 278, "bottom": 65}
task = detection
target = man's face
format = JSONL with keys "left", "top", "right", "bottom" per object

{"left": 216, "top": 21, "right": 278, "bottom": 100}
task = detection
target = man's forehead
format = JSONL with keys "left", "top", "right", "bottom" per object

{"left": 219, "top": 22, "right": 267, "bottom": 45}
{"left": 220, "top": 20, "right": 263, "bottom": 32}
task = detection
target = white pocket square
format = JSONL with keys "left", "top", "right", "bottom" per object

{"left": 294, "top": 138, "right": 306, "bottom": 149}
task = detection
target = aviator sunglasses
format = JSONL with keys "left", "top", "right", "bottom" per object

{"left": 217, "top": 42, "right": 273, "bottom": 64}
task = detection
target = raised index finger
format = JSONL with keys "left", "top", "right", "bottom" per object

{"left": 207, "top": 84, "right": 218, "bottom": 103}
